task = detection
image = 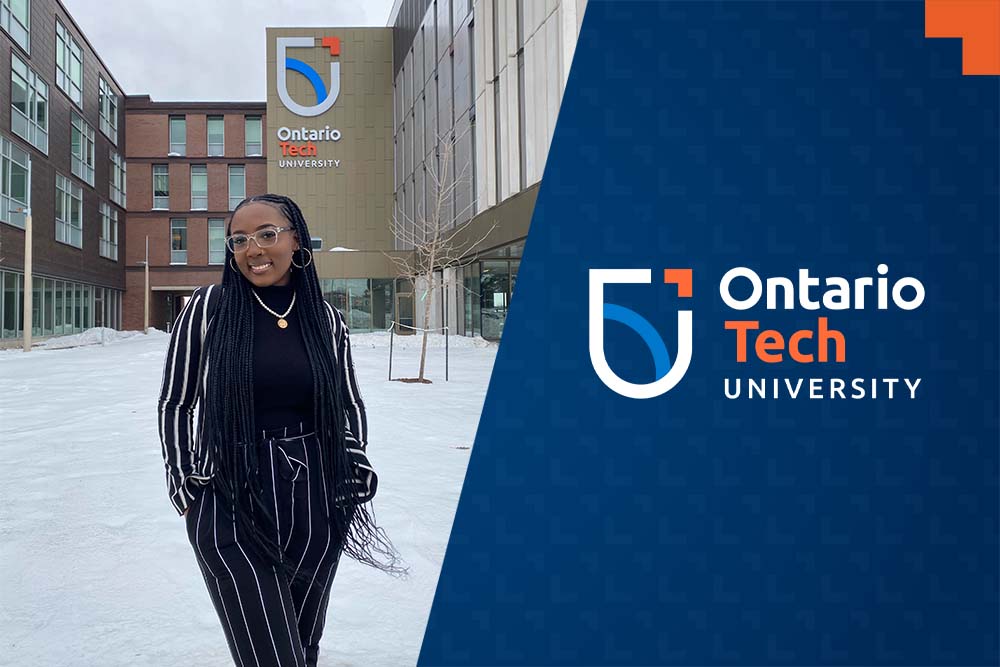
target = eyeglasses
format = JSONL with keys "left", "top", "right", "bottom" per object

{"left": 226, "top": 226, "right": 294, "bottom": 253}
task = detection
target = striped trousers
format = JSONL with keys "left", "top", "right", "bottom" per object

{"left": 185, "top": 422, "right": 344, "bottom": 667}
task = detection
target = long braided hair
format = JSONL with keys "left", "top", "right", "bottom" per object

{"left": 202, "top": 193, "right": 404, "bottom": 579}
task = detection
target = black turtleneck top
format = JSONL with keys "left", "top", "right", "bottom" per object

{"left": 252, "top": 282, "right": 314, "bottom": 429}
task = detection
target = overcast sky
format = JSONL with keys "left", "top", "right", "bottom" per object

{"left": 60, "top": 0, "right": 396, "bottom": 101}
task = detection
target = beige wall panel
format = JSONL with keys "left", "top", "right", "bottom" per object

{"left": 267, "top": 28, "right": 395, "bottom": 279}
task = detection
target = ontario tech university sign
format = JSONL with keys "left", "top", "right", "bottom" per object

{"left": 273, "top": 35, "right": 345, "bottom": 169}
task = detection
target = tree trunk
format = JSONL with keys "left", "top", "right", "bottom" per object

{"left": 417, "top": 271, "right": 434, "bottom": 381}
{"left": 418, "top": 328, "right": 429, "bottom": 380}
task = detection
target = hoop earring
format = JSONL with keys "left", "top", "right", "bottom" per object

{"left": 291, "top": 247, "right": 313, "bottom": 269}
{"left": 229, "top": 257, "right": 241, "bottom": 273}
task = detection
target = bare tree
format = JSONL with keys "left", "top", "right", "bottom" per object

{"left": 386, "top": 130, "right": 496, "bottom": 382}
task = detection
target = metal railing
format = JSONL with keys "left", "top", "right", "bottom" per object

{"left": 387, "top": 321, "right": 449, "bottom": 382}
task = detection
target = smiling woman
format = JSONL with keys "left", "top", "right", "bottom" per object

{"left": 157, "top": 193, "right": 403, "bottom": 667}
{"left": 227, "top": 203, "right": 301, "bottom": 286}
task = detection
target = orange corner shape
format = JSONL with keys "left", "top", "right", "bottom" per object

{"left": 926, "top": 0, "right": 1000, "bottom": 75}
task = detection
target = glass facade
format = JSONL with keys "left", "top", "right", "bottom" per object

{"left": 319, "top": 278, "right": 396, "bottom": 333}
{"left": 0, "top": 269, "right": 122, "bottom": 339}
{"left": 455, "top": 240, "right": 523, "bottom": 340}
{"left": 395, "top": 277, "right": 414, "bottom": 331}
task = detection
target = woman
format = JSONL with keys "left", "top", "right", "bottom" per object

{"left": 157, "top": 194, "right": 400, "bottom": 667}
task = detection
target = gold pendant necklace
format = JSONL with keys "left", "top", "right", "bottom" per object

{"left": 251, "top": 289, "right": 296, "bottom": 329}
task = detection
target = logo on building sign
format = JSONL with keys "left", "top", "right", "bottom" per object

{"left": 276, "top": 36, "right": 341, "bottom": 117}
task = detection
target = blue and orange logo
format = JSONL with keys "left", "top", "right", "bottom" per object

{"left": 276, "top": 37, "right": 341, "bottom": 117}
{"left": 589, "top": 269, "right": 693, "bottom": 399}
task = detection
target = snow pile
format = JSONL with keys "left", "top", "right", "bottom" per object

{"left": 34, "top": 327, "right": 168, "bottom": 350}
{"left": 0, "top": 329, "right": 497, "bottom": 665}
{"left": 350, "top": 330, "right": 497, "bottom": 350}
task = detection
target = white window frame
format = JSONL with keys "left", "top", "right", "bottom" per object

{"left": 207, "top": 115, "right": 225, "bottom": 156}
{"left": 55, "top": 173, "right": 83, "bottom": 248}
{"left": 110, "top": 150, "right": 126, "bottom": 207}
{"left": 10, "top": 54, "right": 48, "bottom": 154}
{"left": 228, "top": 165, "right": 245, "bottom": 210}
{"left": 208, "top": 218, "right": 226, "bottom": 265}
{"left": 1, "top": 0, "right": 30, "bottom": 53}
{"left": 55, "top": 20, "right": 82, "bottom": 106}
{"left": 1, "top": 134, "right": 30, "bottom": 229}
{"left": 71, "top": 112, "right": 95, "bottom": 186}
{"left": 245, "top": 116, "right": 262, "bottom": 156}
{"left": 170, "top": 218, "right": 187, "bottom": 264}
{"left": 152, "top": 164, "right": 169, "bottom": 209}
{"left": 169, "top": 116, "right": 186, "bottom": 156}
{"left": 98, "top": 76, "right": 119, "bottom": 144}
{"left": 190, "top": 165, "right": 207, "bottom": 209}
{"left": 99, "top": 202, "right": 118, "bottom": 261}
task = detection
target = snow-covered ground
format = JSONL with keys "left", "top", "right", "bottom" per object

{"left": 0, "top": 328, "right": 497, "bottom": 666}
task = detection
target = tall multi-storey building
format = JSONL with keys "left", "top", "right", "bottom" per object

{"left": 0, "top": 0, "right": 586, "bottom": 344}
{"left": 0, "top": 0, "right": 126, "bottom": 342}
{"left": 123, "top": 98, "right": 267, "bottom": 330}
{"left": 390, "top": 0, "right": 587, "bottom": 338}
{"left": 265, "top": 26, "right": 401, "bottom": 336}
{"left": 262, "top": 2, "right": 586, "bottom": 340}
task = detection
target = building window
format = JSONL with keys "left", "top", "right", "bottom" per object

{"left": 228, "top": 165, "right": 245, "bottom": 210}
{"left": 311, "top": 237, "right": 323, "bottom": 251}
{"left": 71, "top": 112, "right": 95, "bottom": 186}
{"left": 169, "top": 116, "right": 186, "bottom": 156}
{"left": 1, "top": 270, "right": 23, "bottom": 338}
{"left": 98, "top": 76, "right": 119, "bottom": 144}
{"left": 152, "top": 164, "right": 169, "bottom": 209}
{"left": 55, "top": 20, "right": 83, "bottom": 106}
{"left": 190, "top": 165, "right": 207, "bottom": 209}
{"left": 245, "top": 116, "right": 262, "bottom": 155}
{"left": 208, "top": 218, "right": 225, "bottom": 264}
{"left": 1, "top": 134, "right": 30, "bottom": 229}
{"left": 11, "top": 54, "right": 48, "bottom": 154}
{"left": 207, "top": 115, "right": 224, "bottom": 156}
{"left": 55, "top": 173, "right": 83, "bottom": 248}
{"left": 100, "top": 202, "right": 118, "bottom": 260}
{"left": 170, "top": 218, "right": 187, "bottom": 264}
{"left": 1, "top": 0, "right": 30, "bottom": 52}
{"left": 110, "top": 150, "right": 126, "bottom": 207}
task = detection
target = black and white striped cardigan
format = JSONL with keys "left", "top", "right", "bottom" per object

{"left": 156, "top": 284, "right": 376, "bottom": 516}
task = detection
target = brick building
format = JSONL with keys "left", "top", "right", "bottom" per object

{"left": 123, "top": 98, "right": 267, "bottom": 331}
{"left": 1, "top": 0, "right": 585, "bottom": 345}
{"left": 1, "top": 0, "right": 126, "bottom": 342}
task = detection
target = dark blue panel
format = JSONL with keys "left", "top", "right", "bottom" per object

{"left": 420, "top": 2, "right": 999, "bottom": 664}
